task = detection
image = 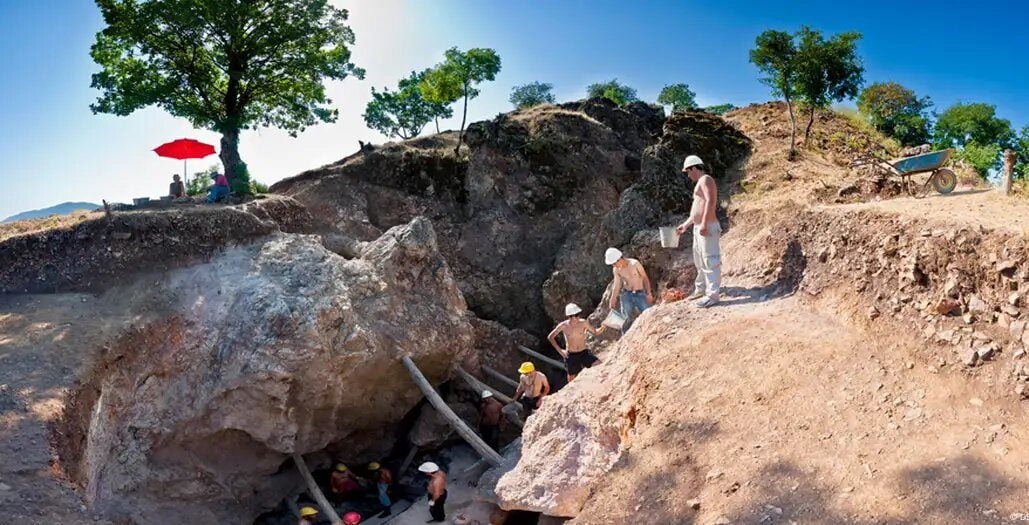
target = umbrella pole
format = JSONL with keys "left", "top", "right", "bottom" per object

{"left": 183, "top": 159, "right": 188, "bottom": 189}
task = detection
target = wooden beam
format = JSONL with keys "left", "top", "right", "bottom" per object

{"left": 517, "top": 345, "right": 566, "bottom": 371}
{"left": 401, "top": 355, "right": 504, "bottom": 466}
{"left": 481, "top": 365, "right": 519, "bottom": 390}
{"left": 292, "top": 453, "right": 342, "bottom": 525}
{"left": 455, "top": 366, "right": 514, "bottom": 403}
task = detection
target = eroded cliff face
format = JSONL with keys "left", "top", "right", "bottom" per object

{"left": 272, "top": 99, "right": 749, "bottom": 335}
{"left": 58, "top": 218, "right": 474, "bottom": 524}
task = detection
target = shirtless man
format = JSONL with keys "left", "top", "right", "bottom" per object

{"left": 418, "top": 462, "right": 448, "bottom": 523}
{"left": 605, "top": 247, "right": 654, "bottom": 332}
{"left": 676, "top": 155, "right": 721, "bottom": 308}
{"left": 548, "top": 303, "right": 605, "bottom": 381}
{"left": 479, "top": 390, "right": 505, "bottom": 450}
{"left": 514, "top": 362, "right": 550, "bottom": 416}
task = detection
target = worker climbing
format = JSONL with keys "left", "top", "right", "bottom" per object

{"left": 548, "top": 302, "right": 605, "bottom": 382}
{"left": 514, "top": 361, "right": 550, "bottom": 416}
{"left": 605, "top": 247, "right": 654, "bottom": 332}
{"left": 478, "top": 390, "right": 505, "bottom": 450}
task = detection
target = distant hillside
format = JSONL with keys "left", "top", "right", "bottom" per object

{"left": 2, "top": 202, "right": 100, "bottom": 223}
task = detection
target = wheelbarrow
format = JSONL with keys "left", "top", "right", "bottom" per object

{"left": 851, "top": 148, "right": 957, "bottom": 197}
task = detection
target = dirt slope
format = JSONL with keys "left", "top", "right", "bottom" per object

{"left": 500, "top": 103, "right": 1029, "bottom": 524}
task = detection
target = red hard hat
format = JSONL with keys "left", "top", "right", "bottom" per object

{"left": 343, "top": 511, "right": 361, "bottom": 525}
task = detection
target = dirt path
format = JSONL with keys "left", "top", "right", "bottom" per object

{"left": 827, "top": 186, "right": 1029, "bottom": 234}
{"left": 0, "top": 294, "right": 127, "bottom": 525}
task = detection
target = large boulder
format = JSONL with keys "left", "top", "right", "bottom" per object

{"left": 58, "top": 217, "right": 474, "bottom": 524}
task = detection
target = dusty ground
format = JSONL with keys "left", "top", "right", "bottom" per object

{"left": 831, "top": 186, "right": 1029, "bottom": 234}
{"left": 566, "top": 266, "right": 1029, "bottom": 524}
{"left": 0, "top": 293, "right": 128, "bottom": 524}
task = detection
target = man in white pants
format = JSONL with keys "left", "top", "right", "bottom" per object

{"left": 676, "top": 155, "right": 721, "bottom": 307}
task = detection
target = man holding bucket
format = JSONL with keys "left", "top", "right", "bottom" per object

{"left": 605, "top": 247, "right": 653, "bottom": 332}
{"left": 676, "top": 155, "right": 721, "bottom": 308}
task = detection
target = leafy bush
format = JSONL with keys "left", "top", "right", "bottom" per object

{"left": 510, "top": 82, "right": 556, "bottom": 109}
{"left": 703, "top": 103, "right": 737, "bottom": 115}
{"left": 586, "top": 79, "right": 637, "bottom": 105}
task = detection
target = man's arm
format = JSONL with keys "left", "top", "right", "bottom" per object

{"left": 637, "top": 263, "right": 653, "bottom": 303}
{"left": 540, "top": 374, "right": 551, "bottom": 397}
{"left": 676, "top": 216, "right": 694, "bottom": 234}
{"left": 547, "top": 324, "right": 568, "bottom": 358}
{"left": 586, "top": 322, "right": 603, "bottom": 336}
{"left": 608, "top": 271, "right": 622, "bottom": 308}
{"left": 514, "top": 381, "right": 525, "bottom": 400}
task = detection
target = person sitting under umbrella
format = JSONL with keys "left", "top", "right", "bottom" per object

{"left": 169, "top": 174, "right": 186, "bottom": 198}
{"left": 207, "top": 171, "right": 230, "bottom": 203}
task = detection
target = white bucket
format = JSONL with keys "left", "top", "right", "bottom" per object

{"left": 602, "top": 309, "right": 627, "bottom": 330}
{"left": 659, "top": 227, "right": 680, "bottom": 248}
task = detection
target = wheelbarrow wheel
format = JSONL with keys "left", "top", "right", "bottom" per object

{"left": 932, "top": 168, "right": 957, "bottom": 194}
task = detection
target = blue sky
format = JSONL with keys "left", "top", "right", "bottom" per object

{"left": 1, "top": 0, "right": 1028, "bottom": 219}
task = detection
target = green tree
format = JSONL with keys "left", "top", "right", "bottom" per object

{"left": 1014, "top": 126, "right": 1029, "bottom": 179}
{"left": 586, "top": 79, "right": 638, "bottom": 106}
{"left": 750, "top": 30, "right": 800, "bottom": 158}
{"left": 857, "top": 82, "right": 933, "bottom": 146}
{"left": 703, "top": 103, "right": 737, "bottom": 116}
{"left": 933, "top": 102, "right": 1013, "bottom": 176}
{"left": 794, "top": 27, "right": 863, "bottom": 142}
{"left": 510, "top": 82, "right": 556, "bottom": 109}
{"left": 420, "top": 47, "right": 502, "bottom": 155}
{"left": 90, "top": 0, "right": 363, "bottom": 192}
{"left": 657, "top": 83, "right": 698, "bottom": 112}
{"left": 364, "top": 70, "right": 453, "bottom": 140}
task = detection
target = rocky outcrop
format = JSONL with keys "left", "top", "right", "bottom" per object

{"left": 272, "top": 100, "right": 749, "bottom": 336}
{"left": 58, "top": 218, "right": 474, "bottom": 524}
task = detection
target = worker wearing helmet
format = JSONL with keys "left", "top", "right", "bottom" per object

{"left": 548, "top": 302, "right": 605, "bottom": 382}
{"left": 329, "top": 463, "right": 361, "bottom": 502}
{"left": 514, "top": 362, "right": 550, "bottom": 416}
{"left": 605, "top": 247, "right": 654, "bottom": 333}
{"left": 342, "top": 511, "right": 361, "bottom": 525}
{"left": 367, "top": 461, "right": 394, "bottom": 517}
{"left": 676, "top": 154, "right": 721, "bottom": 308}
{"left": 478, "top": 390, "right": 505, "bottom": 450}
{"left": 418, "top": 462, "right": 448, "bottom": 523}
{"left": 297, "top": 506, "right": 318, "bottom": 525}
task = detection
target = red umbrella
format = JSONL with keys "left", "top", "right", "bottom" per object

{"left": 153, "top": 138, "right": 217, "bottom": 186}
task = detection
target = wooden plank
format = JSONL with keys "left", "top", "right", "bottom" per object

{"left": 517, "top": 345, "right": 566, "bottom": 371}
{"left": 292, "top": 453, "right": 343, "bottom": 525}
{"left": 455, "top": 366, "right": 514, "bottom": 404}
{"left": 481, "top": 365, "right": 519, "bottom": 390}
{"left": 401, "top": 356, "right": 504, "bottom": 467}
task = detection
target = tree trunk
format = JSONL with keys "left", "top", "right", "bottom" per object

{"left": 785, "top": 98, "right": 797, "bottom": 161}
{"left": 804, "top": 106, "right": 816, "bottom": 144}
{"left": 435, "top": 116, "right": 440, "bottom": 135}
{"left": 401, "top": 355, "right": 504, "bottom": 466}
{"left": 219, "top": 128, "right": 244, "bottom": 187}
{"left": 455, "top": 86, "right": 469, "bottom": 156}
{"left": 292, "top": 453, "right": 343, "bottom": 525}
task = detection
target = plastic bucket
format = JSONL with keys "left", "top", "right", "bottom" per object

{"left": 602, "top": 309, "right": 627, "bottom": 330}
{"left": 659, "top": 227, "right": 680, "bottom": 248}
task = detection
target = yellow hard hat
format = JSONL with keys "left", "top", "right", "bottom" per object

{"left": 518, "top": 362, "right": 535, "bottom": 374}
{"left": 300, "top": 506, "right": 318, "bottom": 517}
{"left": 335, "top": 463, "right": 348, "bottom": 472}
{"left": 367, "top": 462, "right": 381, "bottom": 471}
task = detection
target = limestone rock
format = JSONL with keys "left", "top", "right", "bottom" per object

{"left": 60, "top": 218, "right": 474, "bottom": 524}
{"left": 967, "top": 294, "right": 990, "bottom": 314}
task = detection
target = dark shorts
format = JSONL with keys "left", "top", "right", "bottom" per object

{"left": 520, "top": 396, "right": 538, "bottom": 414}
{"left": 565, "top": 349, "right": 599, "bottom": 375}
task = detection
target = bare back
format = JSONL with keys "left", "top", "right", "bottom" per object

{"left": 481, "top": 398, "right": 503, "bottom": 425}
{"left": 428, "top": 471, "right": 447, "bottom": 499}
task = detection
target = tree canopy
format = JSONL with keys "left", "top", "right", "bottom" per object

{"left": 857, "top": 82, "right": 933, "bottom": 146}
{"left": 364, "top": 70, "right": 453, "bottom": 140}
{"left": 1014, "top": 127, "right": 1029, "bottom": 179}
{"left": 510, "top": 82, "right": 556, "bottom": 109}
{"left": 420, "top": 47, "right": 501, "bottom": 154}
{"left": 703, "top": 103, "right": 737, "bottom": 116}
{"left": 586, "top": 79, "right": 638, "bottom": 106}
{"left": 90, "top": 0, "right": 363, "bottom": 190}
{"left": 750, "top": 27, "right": 863, "bottom": 158}
{"left": 793, "top": 27, "right": 863, "bottom": 141}
{"left": 933, "top": 102, "right": 1013, "bottom": 150}
{"left": 657, "top": 83, "right": 698, "bottom": 113}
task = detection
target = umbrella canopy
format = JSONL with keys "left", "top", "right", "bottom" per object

{"left": 153, "top": 138, "right": 216, "bottom": 160}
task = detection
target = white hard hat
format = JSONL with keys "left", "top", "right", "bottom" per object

{"left": 604, "top": 247, "right": 623, "bottom": 265}
{"left": 682, "top": 155, "right": 704, "bottom": 171}
{"left": 418, "top": 461, "right": 440, "bottom": 473}
{"left": 565, "top": 303, "right": 582, "bottom": 316}
{"left": 481, "top": 390, "right": 493, "bottom": 399}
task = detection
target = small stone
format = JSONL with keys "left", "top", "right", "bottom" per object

{"left": 1016, "top": 384, "right": 1029, "bottom": 399}
{"left": 943, "top": 277, "right": 961, "bottom": 298}
{"left": 933, "top": 298, "right": 961, "bottom": 316}
{"left": 111, "top": 231, "right": 132, "bottom": 240}
{"left": 867, "top": 306, "right": 880, "bottom": 319}
{"left": 962, "top": 313, "right": 975, "bottom": 325}
{"left": 969, "top": 397, "right": 984, "bottom": 407}
{"left": 714, "top": 517, "right": 731, "bottom": 525}
{"left": 1010, "top": 320, "right": 1027, "bottom": 339}
{"left": 964, "top": 349, "right": 980, "bottom": 367}
{"left": 1007, "top": 292, "right": 1020, "bottom": 306}
{"left": 899, "top": 294, "right": 913, "bottom": 303}
{"left": 0, "top": 482, "right": 10, "bottom": 491}
{"left": 967, "top": 295, "right": 990, "bottom": 314}
{"left": 817, "top": 247, "right": 829, "bottom": 263}
{"left": 687, "top": 498, "right": 701, "bottom": 510}
{"left": 1014, "top": 347, "right": 1027, "bottom": 359}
